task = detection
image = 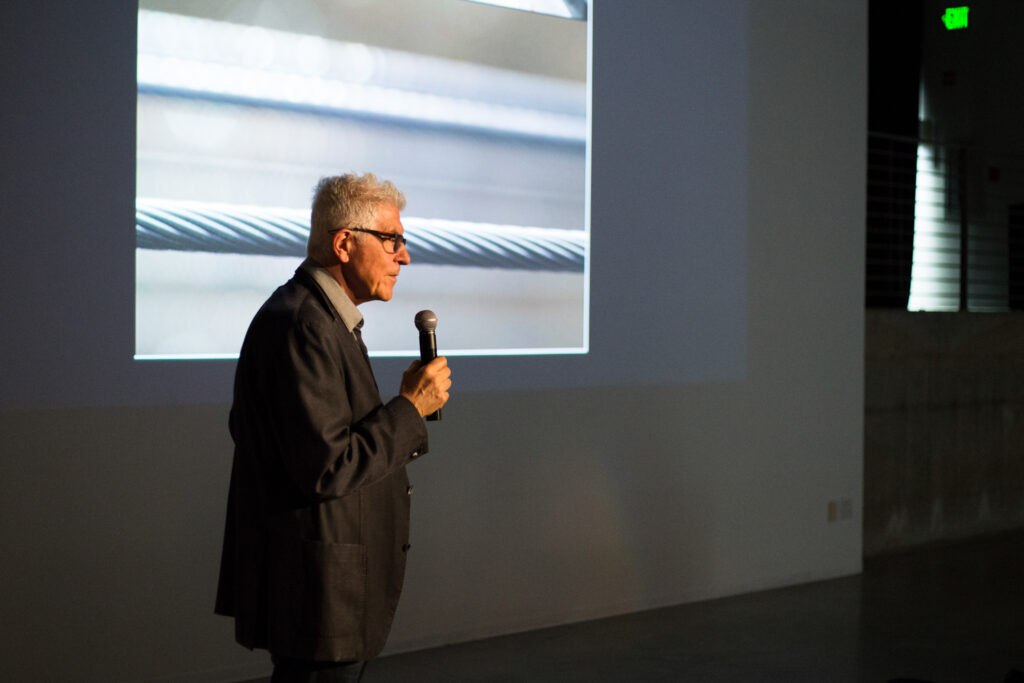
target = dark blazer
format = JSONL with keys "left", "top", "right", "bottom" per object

{"left": 215, "top": 266, "right": 428, "bottom": 662}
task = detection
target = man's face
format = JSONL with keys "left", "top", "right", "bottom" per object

{"left": 339, "top": 202, "right": 410, "bottom": 305}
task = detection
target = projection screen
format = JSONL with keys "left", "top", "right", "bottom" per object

{"left": 135, "top": 0, "right": 590, "bottom": 359}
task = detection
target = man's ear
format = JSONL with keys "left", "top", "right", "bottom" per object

{"left": 332, "top": 230, "right": 352, "bottom": 263}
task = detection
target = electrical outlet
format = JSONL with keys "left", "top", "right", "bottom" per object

{"left": 828, "top": 498, "right": 853, "bottom": 523}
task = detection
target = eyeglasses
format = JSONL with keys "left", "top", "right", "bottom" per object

{"left": 329, "top": 226, "right": 408, "bottom": 254}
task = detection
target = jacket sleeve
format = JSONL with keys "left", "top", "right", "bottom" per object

{"left": 266, "top": 314, "right": 428, "bottom": 502}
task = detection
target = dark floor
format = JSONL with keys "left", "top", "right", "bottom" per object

{"left": 254, "top": 529, "right": 1024, "bottom": 682}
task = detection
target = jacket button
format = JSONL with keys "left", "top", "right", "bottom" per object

{"left": 407, "top": 485, "right": 414, "bottom": 495}
{"left": 411, "top": 450, "right": 421, "bottom": 458}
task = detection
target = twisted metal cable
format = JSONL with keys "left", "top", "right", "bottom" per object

{"left": 136, "top": 198, "right": 585, "bottom": 272}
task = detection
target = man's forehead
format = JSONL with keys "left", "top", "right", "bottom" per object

{"left": 374, "top": 203, "right": 404, "bottom": 233}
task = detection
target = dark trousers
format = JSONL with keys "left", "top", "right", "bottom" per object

{"left": 270, "top": 655, "right": 367, "bottom": 683}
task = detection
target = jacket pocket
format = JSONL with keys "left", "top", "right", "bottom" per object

{"left": 268, "top": 534, "right": 367, "bottom": 641}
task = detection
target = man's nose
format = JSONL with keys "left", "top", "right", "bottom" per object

{"left": 396, "top": 244, "right": 411, "bottom": 265}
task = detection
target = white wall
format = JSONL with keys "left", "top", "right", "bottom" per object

{"left": 0, "top": 1, "right": 866, "bottom": 681}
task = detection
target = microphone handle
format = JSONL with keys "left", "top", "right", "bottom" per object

{"left": 418, "top": 331, "right": 441, "bottom": 421}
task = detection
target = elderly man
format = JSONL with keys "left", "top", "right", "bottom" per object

{"left": 215, "top": 173, "right": 451, "bottom": 682}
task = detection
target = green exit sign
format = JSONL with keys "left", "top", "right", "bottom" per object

{"left": 942, "top": 6, "right": 969, "bottom": 30}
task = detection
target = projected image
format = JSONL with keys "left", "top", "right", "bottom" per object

{"left": 135, "top": 0, "right": 589, "bottom": 359}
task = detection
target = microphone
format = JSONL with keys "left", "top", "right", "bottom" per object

{"left": 414, "top": 310, "right": 441, "bottom": 421}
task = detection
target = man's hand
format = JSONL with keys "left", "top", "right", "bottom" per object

{"left": 400, "top": 357, "right": 451, "bottom": 418}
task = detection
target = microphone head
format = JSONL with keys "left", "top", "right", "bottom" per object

{"left": 414, "top": 309, "right": 438, "bottom": 332}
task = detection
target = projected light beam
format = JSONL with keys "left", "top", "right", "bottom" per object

{"left": 136, "top": 199, "right": 585, "bottom": 273}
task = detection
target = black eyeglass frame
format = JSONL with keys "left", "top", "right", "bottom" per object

{"left": 328, "top": 226, "right": 408, "bottom": 254}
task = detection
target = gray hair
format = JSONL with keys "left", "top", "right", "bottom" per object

{"left": 307, "top": 173, "right": 407, "bottom": 265}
